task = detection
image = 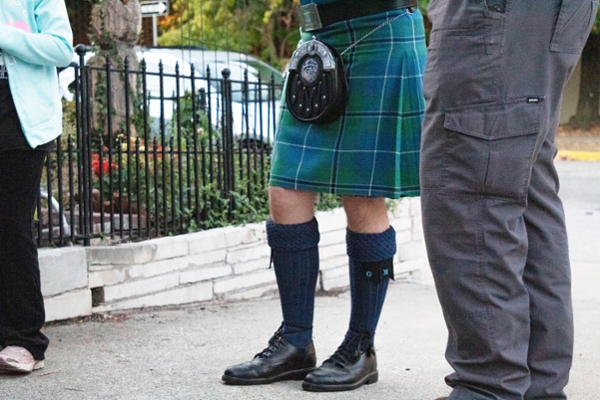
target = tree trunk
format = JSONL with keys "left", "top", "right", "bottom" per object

{"left": 88, "top": 0, "right": 142, "bottom": 142}
{"left": 570, "top": 33, "right": 600, "bottom": 130}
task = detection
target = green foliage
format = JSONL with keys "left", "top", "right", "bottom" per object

{"left": 61, "top": 98, "right": 78, "bottom": 141}
{"left": 418, "top": 0, "right": 429, "bottom": 15}
{"left": 157, "top": 0, "right": 298, "bottom": 69}
{"left": 170, "top": 91, "right": 214, "bottom": 145}
{"left": 315, "top": 194, "right": 342, "bottom": 212}
{"left": 185, "top": 166, "right": 270, "bottom": 231}
{"left": 593, "top": 9, "right": 600, "bottom": 36}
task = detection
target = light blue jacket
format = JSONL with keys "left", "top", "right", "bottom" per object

{"left": 0, "top": 0, "right": 73, "bottom": 148}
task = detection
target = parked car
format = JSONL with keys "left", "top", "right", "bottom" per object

{"left": 137, "top": 47, "right": 284, "bottom": 102}
{"left": 59, "top": 47, "right": 283, "bottom": 145}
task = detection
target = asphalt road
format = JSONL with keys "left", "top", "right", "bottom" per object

{"left": 0, "top": 160, "right": 598, "bottom": 400}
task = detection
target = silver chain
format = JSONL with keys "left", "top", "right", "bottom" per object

{"left": 339, "top": 13, "right": 404, "bottom": 56}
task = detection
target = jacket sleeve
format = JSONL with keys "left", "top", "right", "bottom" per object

{"left": 0, "top": 0, "right": 73, "bottom": 67}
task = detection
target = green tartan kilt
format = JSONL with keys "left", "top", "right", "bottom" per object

{"left": 269, "top": 8, "right": 427, "bottom": 199}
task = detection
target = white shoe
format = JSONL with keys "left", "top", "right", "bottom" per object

{"left": 0, "top": 346, "right": 44, "bottom": 374}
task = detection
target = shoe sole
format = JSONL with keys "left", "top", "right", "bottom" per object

{"left": 221, "top": 366, "right": 315, "bottom": 385}
{"left": 302, "top": 370, "right": 378, "bottom": 392}
{"left": 0, "top": 359, "right": 44, "bottom": 374}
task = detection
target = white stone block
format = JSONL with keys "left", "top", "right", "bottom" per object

{"left": 315, "top": 208, "right": 347, "bottom": 232}
{"left": 395, "top": 257, "right": 425, "bottom": 274}
{"left": 89, "top": 268, "right": 126, "bottom": 288}
{"left": 88, "top": 263, "right": 114, "bottom": 272}
{"left": 37, "top": 204, "right": 427, "bottom": 321}
{"left": 214, "top": 269, "right": 276, "bottom": 294}
{"left": 223, "top": 283, "right": 279, "bottom": 302}
{"left": 321, "top": 274, "right": 350, "bottom": 292}
{"left": 45, "top": 289, "right": 92, "bottom": 322}
{"left": 409, "top": 263, "right": 435, "bottom": 285}
{"left": 103, "top": 274, "right": 180, "bottom": 302}
{"left": 153, "top": 236, "right": 190, "bottom": 260}
{"left": 395, "top": 229, "right": 413, "bottom": 245}
{"left": 39, "top": 247, "right": 88, "bottom": 297}
{"left": 233, "top": 257, "right": 270, "bottom": 275}
{"left": 87, "top": 243, "right": 155, "bottom": 266}
{"left": 127, "top": 251, "right": 226, "bottom": 279}
{"left": 319, "top": 229, "right": 345, "bottom": 247}
{"left": 223, "top": 226, "right": 263, "bottom": 247}
{"left": 94, "top": 282, "right": 213, "bottom": 312}
{"left": 398, "top": 241, "right": 426, "bottom": 262}
{"left": 321, "top": 265, "right": 348, "bottom": 281}
{"left": 128, "top": 257, "right": 187, "bottom": 279}
{"left": 320, "top": 255, "right": 347, "bottom": 271}
{"left": 226, "top": 243, "right": 270, "bottom": 265}
{"left": 187, "top": 230, "right": 228, "bottom": 254}
{"left": 391, "top": 270, "right": 411, "bottom": 282}
{"left": 319, "top": 243, "right": 346, "bottom": 260}
{"left": 409, "top": 196, "right": 422, "bottom": 217}
{"left": 390, "top": 216, "right": 412, "bottom": 233}
{"left": 189, "top": 249, "right": 228, "bottom": 267}
{"left": 412, "top": 218, "right": 424, "bottom": 240}
{"left": 179, "top": 265, "right": 232, "bottom": 284}
{"left": 244, "top": 222, "right": 267, "bottom": 239}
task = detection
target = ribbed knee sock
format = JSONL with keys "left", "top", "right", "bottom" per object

{"left": 345, "top": 226, "right": 396, "bottom": 346}
{"left": 267, "top": 218, "right": 320, "bottom": 348}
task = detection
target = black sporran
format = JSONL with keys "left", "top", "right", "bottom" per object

{"left": 285, "top": 38, "right": 348, "bottom": 124}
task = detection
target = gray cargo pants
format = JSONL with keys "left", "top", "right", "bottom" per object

{"left": 420, "top": 1, "right": 598, "bottom": 399}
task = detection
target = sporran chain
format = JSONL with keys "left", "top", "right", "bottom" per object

{"left": 339, "top": 13, "right": 404, "bottom": 56}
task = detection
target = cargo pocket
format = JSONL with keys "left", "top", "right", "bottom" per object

{"left": 550, "top": 0, "right": 599, "bottom": 54}
{"left": 425, "top": 7, "right": 506, "bottom": 106}
{"left": 441, "top": 99, "right": 541, "bottom": 201}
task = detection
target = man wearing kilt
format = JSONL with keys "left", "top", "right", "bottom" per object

{"left": 222, "top": 0, "right": 427, "bottom": 392}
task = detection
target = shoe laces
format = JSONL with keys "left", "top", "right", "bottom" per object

{"left": 324, "top": 332, "right": 373, "bottom": 369}
{"left": 254, "top": 324, "right": 286, "bottom": 359}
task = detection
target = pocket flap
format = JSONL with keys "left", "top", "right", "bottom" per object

{"left": 443, "top": 100, "right": 541, "bottom": 140}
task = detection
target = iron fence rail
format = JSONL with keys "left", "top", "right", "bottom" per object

{"left": 38, "top": 48, "right": 282, "bottom": 248}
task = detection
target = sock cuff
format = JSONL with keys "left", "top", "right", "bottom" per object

{"left": 267, "top": 217, "right": 320, "bottom": 251}
{"left": 346, "top": 226, "right": 396, "bottom": 262}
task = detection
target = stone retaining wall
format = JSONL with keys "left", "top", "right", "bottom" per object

{"left": 40, "top": 198, "right": 426, "bottom": 322}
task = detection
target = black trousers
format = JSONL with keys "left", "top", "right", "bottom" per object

{"left": 0, "top": 149, "right": 49, "bottom": 361}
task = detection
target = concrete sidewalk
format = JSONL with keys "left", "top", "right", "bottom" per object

{"left": 1, "top": 160, "right": 599, "bottom": 400}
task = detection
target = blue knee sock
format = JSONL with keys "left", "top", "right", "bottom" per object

{"left": 345, "top": 226, "right": 396, "bottom": 346}
{"left": 267, "top": 218, "right": 320, "bottom": 349}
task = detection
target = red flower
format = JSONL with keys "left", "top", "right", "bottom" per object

{"left": 91, "top": 154, "right": 117, "bottom": 178}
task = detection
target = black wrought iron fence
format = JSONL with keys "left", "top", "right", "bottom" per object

{"left": 38, "top": 46, "right": 282, "bottom": 248}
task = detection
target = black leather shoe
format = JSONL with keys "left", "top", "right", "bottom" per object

{"left": 221, "top": 325, "right": 316, "bottom": 385}
{"left": 302, "top": 332, "right": 378, "bottom": 392}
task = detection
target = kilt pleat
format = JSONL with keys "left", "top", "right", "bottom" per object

{"left": 270, "top": 7, "right": 427, "bottom": 199}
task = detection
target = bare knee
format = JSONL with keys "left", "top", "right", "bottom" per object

{"left": 343, "top": 196, "right": 389, "bottom": 233}
{"left": 269, "top": 186, "right": 317, "bottom": 224}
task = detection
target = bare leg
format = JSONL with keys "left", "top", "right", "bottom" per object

{"left": 343, "top": 196, "right": 389, "bottom": 233}
{"left": 269, "top": 186, "right": 318, "bottom": 225}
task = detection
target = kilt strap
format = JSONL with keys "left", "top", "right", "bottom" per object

{"left": 298, "top": 0, "right": 418, "bottom": 32}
